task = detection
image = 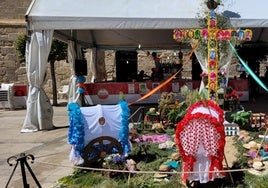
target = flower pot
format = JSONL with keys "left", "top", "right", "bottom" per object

{"left": 224, "top": 100, "right": 238, "bottom": 111}
{"left": 224, "top": 111, "right": 238, "bottom": 123}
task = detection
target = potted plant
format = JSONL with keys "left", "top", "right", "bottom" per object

{"left": 167, "top": 101, "right": 188, "bottom": 124}
{"left": 166, "top": 86, "right": 207, "bottom": 125}
{"left": 224, "top": 87, "right": 243, "bottom": 111}
{"left": 158, "top": 92, "right": 177, "bottom": 120}
{"left": 231, "top": 110, "right": 252, "bottom": 129}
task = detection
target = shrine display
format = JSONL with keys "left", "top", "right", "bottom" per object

{"left": 175, "top": 100, "right": 226, "bottom": 183}
{"left": 173, "top": 11, "right": 252, "bottom": 102}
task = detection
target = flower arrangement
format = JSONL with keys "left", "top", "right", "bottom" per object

{"left": 224, "top": 87, "right": 243, "bottom": 101}
{"left": 167, "top": 86, "right": 207, "bottom": 124}
{"left": 224, "top": 87, "right": 243, "bottom": 111}
{"left": 200, "top": 68, "right": 227, "bottom": 86}
{"left": 158, "top": 92, "right": 177, "bottom": 119}
{"left": 103, "top": 153, "right": 126, "bottom": 169}
{"left": 102, "top": 153, "right": 127, "bottom": 178}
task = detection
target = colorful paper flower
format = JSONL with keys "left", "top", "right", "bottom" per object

{"left": 210, "top": 20, "right": 216, "bottom": 28}
{"left": 224, "top": 88, "right": 243, "bottom": 101}
{"left": 202, "top": 29, "right": 208, "bottom": 39}
{"left": 209, "top": 60, "right": 216, "bottom": 69}
{"left": 194, "top": 29, "right": 201, "bottom": 39}
{"left": 209, "top": 72, "right": 217, "bottom": 82}
{"left": 173, "top": 29, "right": 182, "bottom": 41}
{"left": 224, "top": 30, "right": 231, "bottom": 40}
{"left": 209, "top": 50, "right": 216, "bottom": 60}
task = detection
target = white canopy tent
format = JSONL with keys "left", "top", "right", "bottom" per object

{"left": 22, "top": 0, "right": 268, "bottom": 132}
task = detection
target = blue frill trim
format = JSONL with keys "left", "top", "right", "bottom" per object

{"left": 67, "top": 102, "right": 85, "bottom": 156}
{"left": 118, "top": 100, "right": 131, "bottom": 154}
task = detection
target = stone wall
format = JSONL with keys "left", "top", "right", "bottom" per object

{"left": 0, "top": 24, "right": 26, "bottom": 83}
{"left": 0, "top": 0, "right": 31, "bottom": 20}
{"left": 0, "top": 0, "right": 73, "bottom": 98}
{"left": 0, "top": 0, "right": 31, "bottom": 84}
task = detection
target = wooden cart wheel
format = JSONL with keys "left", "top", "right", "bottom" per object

{"left": 83, "top": 136, "right": 123, "bottom": 167}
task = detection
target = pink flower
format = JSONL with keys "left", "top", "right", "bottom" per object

{"left": 202, "top": 29, "right": 208, "bottom": 39}
{"left": 220, "top": 70, "right": 227, "bottom": 75}
{"left": 210, "top": 72, "right": 217, "bottom": 82}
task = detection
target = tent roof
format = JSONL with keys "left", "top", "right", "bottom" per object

{"left": 26, "top": 0, "right": 268, "bottom": 49}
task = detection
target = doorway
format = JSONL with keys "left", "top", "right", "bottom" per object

{"left": 116, "top": 51, "right": 138, "bottom": 82}
{"left": 191, "top": 53, "right": 202, "bottom": 81}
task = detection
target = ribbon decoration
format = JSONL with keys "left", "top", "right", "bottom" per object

{"left": 128, "top": 69, "right": 181, "bottom": 106}
{"left": 228, "top": 41, "right": 268, "bottom": 92}
{"left": 128, "top": 41, "right": 199, "bottom": 106}
{"left": 188, "top": 40, "right": 199, "bottom": 60}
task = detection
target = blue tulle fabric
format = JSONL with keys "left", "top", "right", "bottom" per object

{"left": 67, "top": 102, "right": 85, "bottom": 157}
{"left": 118, "top": 99, "right": 131, "bottom": 154}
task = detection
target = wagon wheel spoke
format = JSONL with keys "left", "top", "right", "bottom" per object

{"left": 83, "top": 136, "right": 123, "bottom": 166}
{"left": 98, "top": 139, "right": 104, "bottom": 151}
{"left": 84, "top": 147, "right": 99, "bottom": 159}
{"left": 83, "top": 147, "right": 100, "bottom": 166}
{"left": 106, "top": 142, "right": 115, "bottom": 153}
{"left": 87, "top": 147, "right": 99, "bottom": 155}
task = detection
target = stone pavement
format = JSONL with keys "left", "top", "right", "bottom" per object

{"left": 0, "top": 103, "right": 73, "bottom": 188}
{"left": 0, "top": 94, "right": 268, "bottom": 188}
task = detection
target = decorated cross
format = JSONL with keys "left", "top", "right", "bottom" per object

{"left": 173, "top": 0, "right": 252, "bottom": 102}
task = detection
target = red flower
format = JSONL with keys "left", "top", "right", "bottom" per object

{"left": 209, "top": 60, "right": 216, "bottom": 68}
{"left": 225, "top": 88, "right": 243, "bottom": 100}
{"left": 225, "top": 93, "right": 231, "bottom": 99}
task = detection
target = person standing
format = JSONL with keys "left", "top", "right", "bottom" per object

{"left": 249, "top": 66, "right": 259, "bottom": 102}
{"left": 239, "top": 71, "right": 247, "bottom": 79}
{"left": 137, "top": 70, "right": 144, "bottom": 82}
{"left": 151, "top": 52, "right": 163, "bottom": 81}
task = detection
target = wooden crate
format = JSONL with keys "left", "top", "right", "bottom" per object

{"left": 250, "top": 113, "right": 267, "bottom": 128}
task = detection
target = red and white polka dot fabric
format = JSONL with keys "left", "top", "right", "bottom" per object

{"left": 176, "top": 100, "right": 226, "bottom": 183}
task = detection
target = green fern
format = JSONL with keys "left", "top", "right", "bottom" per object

{"left": 231, "top": 110, "right": 251, "bottom": 126}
